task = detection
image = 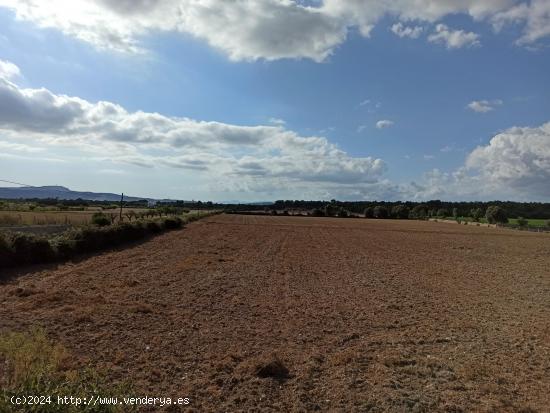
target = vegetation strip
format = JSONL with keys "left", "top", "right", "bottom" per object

{"left": 0, "top": 212, "right": 218, "bottom": 269}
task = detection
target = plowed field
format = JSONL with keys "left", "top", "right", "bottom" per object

{"left": 1, "top": 214, "right": 549, "bottom": 412}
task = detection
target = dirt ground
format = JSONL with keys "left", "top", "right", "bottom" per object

{"left": 1, "top": 214, "right": 549, "bottom": 412}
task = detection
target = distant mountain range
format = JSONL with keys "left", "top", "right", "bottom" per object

{"left": 0, "top": 185, "right": 276, "bottom": 204}
{"left": 0, "top": 186, "right": 152, "bottom": 202}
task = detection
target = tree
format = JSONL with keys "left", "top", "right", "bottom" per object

{"left": 410, "top": 205, "right": 428, "bottom": 220}
{"left": 337, "top": 207, "right": 350, "bottom": 218}
{"left": 452, "top": 208, "right": 458, "bottom": 219}
{"left": 373, "top": 205, "right": 388, "bottom": 219}
{"left": 364, "top": 207, "right": 374, "bottom": 218}
{"left": 391, "top": 204, "right": 409, "bottom": 219}
{"left": 437, "top": 208, "right": 448, "bottom": 218}
{"left": 311, "top": 208, "right": 324, "bottom": 217}
{"left": 470, "top": 208, "right": 483, "bottom": 222}
{"left": 323, "top": 203, "right": 339, "bottom": 217}
{"left": 486, "top": 206, "right": 508, "bottom": 224}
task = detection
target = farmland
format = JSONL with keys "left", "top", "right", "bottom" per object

{"left": 1, "top": 214, "right": 549, "bottom": 412}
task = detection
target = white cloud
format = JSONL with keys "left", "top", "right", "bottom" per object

{"left": 390, "top": 22, "right": 423, "bottom": 39}
{"left": 357, "top": 124, "right": 367, "bottom": 133}
{"left": 0, "top": 72, "right": 386, "bottom": 193}
{"left": 0, "top": 59, "right": 20, "bottom": 80}
{"left": 0, "top": 1, "right": 546, "bottom": 61}
{"left": 428, "top": 24, "right": 481, "bottom": 49}
{"left": 0, "top": 0, "right": 345, "bottom": 61}
{"left": 376, "top": 119, "right": 394, "bottom": 129}
{"left": 268, "top": 117, "right": 286, "bottom": 126}
{"left": 401, "top": 121, "right": 550, "bottom": 201}
{"left": 492, "top": 0, "right": 550, "bottom": 46}
{"left": 467, "top": 99, "right": 503, "bottom": 113}
{"left": 466, "top": 122, "right": 550, "bottom": 197}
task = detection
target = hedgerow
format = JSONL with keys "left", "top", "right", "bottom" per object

{"left": 0, "top": 212, "right": 218, "bottom": 269}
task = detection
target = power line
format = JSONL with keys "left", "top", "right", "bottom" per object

{"left": 0, "top": 179, "right": 35, "bottom": 187}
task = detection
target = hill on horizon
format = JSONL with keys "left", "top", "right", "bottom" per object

{"left": 0, "top": 185, "right": 151, "bottom": 202}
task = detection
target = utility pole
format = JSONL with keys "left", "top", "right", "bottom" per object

{"left": 119, "top": 193, "right": 124, "bottom": 222}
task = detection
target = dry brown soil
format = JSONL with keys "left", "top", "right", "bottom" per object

{"left": 1, "top": 214, "right": 549, "bottom": 412}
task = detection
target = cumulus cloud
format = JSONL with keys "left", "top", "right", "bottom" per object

{"left": 376, "top": 120, "right": 394, "bottom": 129}
{"left": 467, "top": 99, "right": 503, "bottom": 113}
{"left": 0, "top": 59, "right": 20, "bottom": 80}
{"left": 400, "top": 121, "right": 550, "bottom": 201}
{"left": 466, "top": 122, "right": 550, "bottom": 197}
{"left": 390, "top": 22, "right": 423, "bottom": 39}
{"left": 428, "top": 24, "right": 481, "bottom": 49}
{"left": 0, "top": 0, "right": 546, "bottom": 61}
{"left": 0, "top": 67, "right": 386, "bottom": 192}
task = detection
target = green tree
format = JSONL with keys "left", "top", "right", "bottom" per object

{"left": 364, "top": 207, "right": 374, "bottom": 218}
{"left": 391, "top": 204, "right": 409, "bottom": 219}
{"left": 410, "top": 205, "right": 428, "bottom": 220}
{"left": 486, "top": 206, "right": 508, "bottom": 224}
{"left": 470, "top": 208, "right": 483, "bottom": 222}
{"left": 373, "top": 205, "right": 388, "bottom": 219}
{"left": 437, "top": 208, "right": 448, "bottom": 218}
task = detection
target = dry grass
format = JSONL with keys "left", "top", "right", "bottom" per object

{"left": 0, "top": 329, "right": 133, "bottom": 412}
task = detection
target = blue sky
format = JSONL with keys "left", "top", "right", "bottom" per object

{"left": 0, "top": 1, "right": 549, "bottom": 202}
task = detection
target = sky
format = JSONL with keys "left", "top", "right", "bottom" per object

{"left": 0, "top": 0, "right": 549, "bottom": 202}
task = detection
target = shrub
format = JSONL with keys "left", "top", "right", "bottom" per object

{"left": 373, "top": 205, "right": 388, "bottom": 219}
{"left": 91, "top": 212, "right": 110, "bottom": 227}
{"left": 546, "top": 220, "right": 550, "bottom": 228}
{"left": 7, "top": 233, "right": 55, "bottom": 265}
{"left": 486, "top": 206, "right": 508, "bottom": 224}
{"left": 70, "top": 227, "right": 104, "bottom": 252}
{"left": 145, "top": 220, "right": 162, "bottom": 233}
{"left": 391, "top": 205, "right": 409, "bottom": 219}
{"left": 162, "top": 217, "right": 182, "bottom": 229}
{"left": 517, "top": 217, "right": 528, "bottom": 228}
{"left": 364, "top": 207, "right": 374, "bottom": 218}
{"left": 0, "top": 232, "right": 14, "bottom": 268}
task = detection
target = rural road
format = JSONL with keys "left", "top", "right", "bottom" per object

{"left": 1, "top": 214, "right": 549, "bottom": 412}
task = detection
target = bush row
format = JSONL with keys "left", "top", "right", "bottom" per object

{"left": 0, "top": 212, "right": 217, "bottom": 269}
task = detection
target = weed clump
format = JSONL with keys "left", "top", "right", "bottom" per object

{"left": 0, "top": 328, "right": 133, "bottom": 412}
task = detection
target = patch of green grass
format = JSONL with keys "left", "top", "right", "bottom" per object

{"left": 508, "top": 218, "right": 548, "bottom": 227}
{"left": 0, "top": 329, "right": 133, "bottom": 412}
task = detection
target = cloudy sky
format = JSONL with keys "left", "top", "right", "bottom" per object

{"left": 0, "top": 0, "right": 549, "bottom": 202}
